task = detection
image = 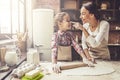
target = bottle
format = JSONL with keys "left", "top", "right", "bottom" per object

{"left": 0, "top": 47, "right": 6, "bottom": 66}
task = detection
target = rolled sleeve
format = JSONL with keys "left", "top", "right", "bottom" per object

{"left": 82, "top": 32, "right": 88, "bottom": 49}
{"left": 82, "top": 42, "right": 88, "bottom": 49}
{"left": 86, "top": 35, "right": 100, "bottom": 48}
{"left": 85, "top": 21, "right": 109, "bottom": 48}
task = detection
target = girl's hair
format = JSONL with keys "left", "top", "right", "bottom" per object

{"left": 82, "top": 2, "right": 100, "bottom": 20}
{"left": 54, "top": 12, "right": 68, "bottom": 32}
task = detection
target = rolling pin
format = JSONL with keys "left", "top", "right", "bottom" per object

{"left": 60, "top": 62, "right": 88, "bottom": 70}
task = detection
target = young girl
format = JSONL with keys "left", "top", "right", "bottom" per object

{"left": 51, "top": 12, "right": 94, "bottom": 73}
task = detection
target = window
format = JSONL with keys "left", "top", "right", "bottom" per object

{"left": 0, "top": 0, "right": 25, "bottom": 40}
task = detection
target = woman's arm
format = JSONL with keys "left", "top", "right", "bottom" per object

{"left": 72, "top": 37, "right": 94, "bottom": 66}
{"left": 83, "top": 21, "right": 109, "bottom": 48}
{"left": 81, "top": 32, "right": 91, "bottom": 59}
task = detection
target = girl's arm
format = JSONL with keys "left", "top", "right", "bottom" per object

{"left": 71, "top": 34, "right": 87, "bottom": 59}
{"left": 51, "top": 33, "right": 58, "bottom": 64}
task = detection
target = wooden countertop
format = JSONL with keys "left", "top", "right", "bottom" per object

{"left": 2, "top": 60, "right": 120, "bottom": 80}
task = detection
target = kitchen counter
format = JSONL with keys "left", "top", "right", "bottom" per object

{"left": 41, "top": 61, "right": 120, "bottom": 80}
{"left": 0, "top": 53, "right": 26, "bottom": 80}
{"left": 2, "top": 60, "right": 120, "bottom": 80}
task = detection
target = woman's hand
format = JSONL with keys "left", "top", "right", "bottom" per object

{"left": 52, "top": 63, "right": 61, "bottom": 73}
{"left": 83, "top": 58, "right": 94, "bottom": 67}
{"left": 72, "top": 22, "right": 83, "bottom": 30}
{"left": 89, "top": 58, "right": 97, "bottom": 64}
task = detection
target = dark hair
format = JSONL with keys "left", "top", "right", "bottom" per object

{"left": 82, "top": 2, "right": 100, "bottom": 20}
{"left": 54, "top": 12, "right": 68, "bottom": 32}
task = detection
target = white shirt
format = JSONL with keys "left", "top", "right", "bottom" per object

{"left": 82, "top": 20, "right": 109, "bottom": 49}
{"left": 82, "top": 20, "right": 110, "bottom": 59}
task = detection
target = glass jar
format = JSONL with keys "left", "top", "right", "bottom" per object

{"left": 5, "top": 51, "right": 18, "bottom": 66}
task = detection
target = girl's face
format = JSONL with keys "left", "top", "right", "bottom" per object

{"left": 59, "top": 14, "right": 71, "bottom": 31}
{"left": 80, "top": 7, "right": 92, "bottom": 24}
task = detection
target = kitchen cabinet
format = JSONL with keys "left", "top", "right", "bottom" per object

{"left": 108, "top": 44, "right": 120, "bottom": 60}
{"left": 60, "top": 0, "right": 120, "bottom": 60}
{"left": 60, "top": 0, "right": 81, "bottom": 22}
{"left": 60, "top": 0, "right": 120, "bottom": 22}
{"left": 97, "top": 0, "right": 120, "bottom": 22}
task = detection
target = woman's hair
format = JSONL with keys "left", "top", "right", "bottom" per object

{"left": 54, "top": 12, "right": 68, "bottom": 32}
{"left": 82, "top": 2, "right": 100, "bottom": 20}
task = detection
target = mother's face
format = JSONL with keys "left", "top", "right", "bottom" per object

{"left": 80, "top": 7, "right": 92, "bottom": 24}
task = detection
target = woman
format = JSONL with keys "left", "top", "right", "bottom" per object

{"left": 51, "top": 12, "right": 94, "bottom": 73}
{"left": 74, "top": 2, "right": 110, "bottom": 61}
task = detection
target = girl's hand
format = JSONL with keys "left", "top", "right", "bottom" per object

{"left": 52, "top": 63, "right": 61, "bottom": 73}
{"left": 72, "top": 22, "right": 83, "bottom": 30}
